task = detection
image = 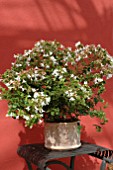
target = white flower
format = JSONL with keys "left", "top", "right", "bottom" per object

{"left": 46, "top": 65, "right": 50, "bottom": 68}
{"left": 8, "top": 86, "right": 14, "bottom": 90}
{"left": 76, "top": 56, "right": 81, "bottom": 62}
{"left": 27, "top": 95, "right": 31, "bottom": 98}
{"left": 40, "top": 92, "right": 44, "bottom": 96}
{"left": 16, "top": 115, "right": 19, "bottom": 119}
{"left": 5, "top": 83, "right": 10, "bottom": 87}
{"left": 32, "top": 88, "right": 36, "bottom": 92}
{"left": 34, "top": 92, "right": 39, "bottom": 98}
{"left": 15, "top": 76, "right": 20, "bottom": 81}
{"left": 24, "top": 50, "right": 32, "bottom": 56}
{"left": 75, "top": 41, "right": 81, "bottom": 47}
{"left": 50, "top": 56, "right": 56, "bottom": 62}
{"left": 11, "top": 62, "right": 15, "bottom": 66}
{"left": 27, "top": 74, "right": 32, "bottom": 79}
{"left": 16, "top": 64, "right": 22, "bottom": 67}
{"left": 107, "top": 74, "right": 113, "bottom": 79}
{"left": 80, "top": 87, "right": 86, "bottom": 92}
{"left": 49, "top": 51, "right": 53, "bottom": 55}
{"left": 38, "top": 119, "right": 43, "bottom": 124}
{"left": 94, "top": 78, "right": 103, "bottom": 84}
{"left": 22, "top": 79, "right": 26, "bottom": 83}
{"left": 26, "top": 106, "right": 30, "bottom": 111}
{"left": 41, "top": 76, "right": 46, "bottom": 79}
{"left": 52, "top": 69, "right": 59, "bottom": 77}
{"left": 71, "top": 74, "right": 74, "bottom": 78}
{"left": 14, "top": 54, "right": 19, "bottom": 58}
{"left": 6, "top": 112, "right": 15, "bottom": 117}
{"left": 34, "top": 106, "right": 39, "bottom": 113}
{"left": 45, "top": 97, "right": 51, "bottom": 103}
{"left": 60, "top": 45, "right": 64, "bottom": 48}
{"left": 69, "top": 97, "right": 75, "bottom": 101}
{"left": 40, "top": 63, "right": 44, "bottom": 67}
{"left": 39, "top": 108, "right": 44, "bottom": 113}
{"left": 35, "top": 41, "right": 40, "bottom": 46}
{"left": 68, "top": 47, "right": 72, "bottom": 51}
{"left": 41, "top": 101, "right": 46, "bottom": 106}
{"left": 23, "top": 115, "right": 30, "bottom": 120}
{"left": 62, "top": 68, "right": 67, "bottom": 72}
{"left": 84, "top": 81, "right": 88, "bottom": 85}
{"left": 20, "top": 86, "right": 25, "bottom": 91}
{"left": 27, "top": 56, "right": 31, "bottom": 61}
{"left": 59, "top": 75, "right": 63, "bottom": 79}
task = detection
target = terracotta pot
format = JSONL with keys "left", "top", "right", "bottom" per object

{"left": 44, "top": 121, "right": 81, "bottom": 150}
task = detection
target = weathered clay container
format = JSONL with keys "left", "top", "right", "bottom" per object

{"left": 44, "top": 121, "right": 81, "bottom": 150}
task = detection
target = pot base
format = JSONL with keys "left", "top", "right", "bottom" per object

{"left": 44, "top": 143, "right": 81, "bottom": 150}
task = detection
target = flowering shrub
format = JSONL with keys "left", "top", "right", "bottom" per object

{"left": 0, "top": 40, "right": 113, "bottom": 130}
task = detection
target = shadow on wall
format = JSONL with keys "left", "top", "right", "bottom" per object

{"left": 0, "top": 0, "right": 113, "bottom": 169}
{"left": 0, "top": 0, "right": 113, "bottom": 74}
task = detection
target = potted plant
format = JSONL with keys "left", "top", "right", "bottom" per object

{"left": 0, "top": 40, "right": 113, "bottom": 150}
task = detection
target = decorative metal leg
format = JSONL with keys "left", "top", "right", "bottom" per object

{"left": 26, "top": 160, "right": 33, "bottom": 170}
{"left": 45, "top": 160, "right": 72, "bottom": 170}
{"left": 100, "top": 160, "right": 106, "bottom": 170}
{"left": 70, "top": 156, "right": 76, "bottom": 170}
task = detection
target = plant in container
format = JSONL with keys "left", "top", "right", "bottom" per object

{"left": 0, "top": 40, "right": 113, "bottom": 150}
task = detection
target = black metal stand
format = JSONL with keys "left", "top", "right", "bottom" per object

{"left": 17, "top": 142, "right": 113, "bottom": 170}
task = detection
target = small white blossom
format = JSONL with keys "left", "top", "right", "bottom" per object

{"left": 71, "top": 74, "right": 74, "bottom": 78}
{"left": 31, "top": 114, "right": 35, "bottom": 118}
{"left": 69, "top": 97, "right": 75, "bottom": 101}
{"left": 46, "top": 97, "right": 51, "bottom": 103}
{"left": 38, "top": 119, "right": 43, "bottom": 124}
{"left": 34, "top": 106, "right": 39, "bottom": 113}
{"left": 16, "top": 64, "right": 22, "bottom": 67}
{"left": 27, "top": 56, "right": 31, "bottom": 61}
{"left": 62, "top": 68, "right": 67, "bottom": 72}
{"left": 27, "top": 74, "right": 32, "bottom": 79}
{"left": 75, "top": 41, "right": 81, "bottom": 47}
{"left": 23, "top": 115, "right": 30, "bottom": 120}
{"left": 16, "top": 115, "right": 19, "bottom": 119}
{"left": 15, "top": 76, "right": 20, "bottom": 81}
{"left": 24, "top": 50, "right": 32, "bottom": 56}
{"left": 52, "top": 69, "right": 59, "bottom": 77}
{"left": 68, "top": 47, "right": 72, "bottom": 51}
{"left": 35, "top": 41, "right": 40, "bottom": 46}
{"left": 26, "top": 106, "right": 30, "bottom": 111}
{"left": 27, "top": 95, "right": 31, "bottom": 98}
{"left": 59, "top": 75, "right": 63, "bottom": 79}
{"left": 34, "top": 92, "right": 39, "bottom": 98}
{"left": 5, "top": 83, "right": 10, "bottom": 87}
{"left": 40, "top": 63, "right": 45, "bottom": 67}
{"left": 76, "top": 56, "right": 81, "bottom": 62}
{"left": 20, "top": 86, "right": 25, "bottom": 91}
{"left": 46, "top": 65, "right": 50, "bottom": 68}
{"left": 80, "top": 87, "right": 86, "bottom": 92}
{"left": 43, "top": 54, "right": 49, "bottom": 57}
{"left": 11, "top": 62, "right": 15, "bottom": 66}
{"left": 49, "top": 51, "right": 53, "bottom": 55}
{"left": 50, "top": 56, "right": 56, "bottom": 62}
{"left": 14, "top": 54, "right": 19, "bottom": 58}
{"left": 94, "top": 78, "right": 103, "bottom": 84}
{"left": 22, "top": 79, "right": 26, "bottom": 83}
{"left": 84, "top": 81, "right": 88, "bottom": 85}
{"left": 32, "top": 88, "right": 36, "bottom": 92}
{"left": 107, "top": 74, "right": 113, "bottom": 79}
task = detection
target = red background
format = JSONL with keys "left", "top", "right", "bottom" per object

{"left": 0, "top": 0, "right": 113, "bottom": 169}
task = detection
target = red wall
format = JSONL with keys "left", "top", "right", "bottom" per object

{"left": 0, "top": 0, "right": 113, "bottom": 169}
